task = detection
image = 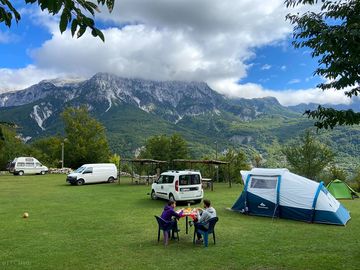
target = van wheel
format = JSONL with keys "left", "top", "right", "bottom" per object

{"left": 107, "top": 177, "right": 115, "bottom": 183}
{"left": 18, "top": 171, "right": 24, "bottom": 176}
{"left": 76, "top": 179, "right": 84, "bottom": 186}
{"left": 40, "top": 171, "right": 46, "bottom": 175}
{"left": 169, "top": 194, "right": 175, "bottom": 202}
{"left": 151, "top": 190, "right": 157, "bottom": 200}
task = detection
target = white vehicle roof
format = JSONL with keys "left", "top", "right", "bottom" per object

{"left": 81, "top": 163, "right": 116, "bottom": 167}
{"left": 13, "top": 157, "right": 41, "bottom": 163}
{"left": 162, "top": 170, "right": 201, "bottom": 175}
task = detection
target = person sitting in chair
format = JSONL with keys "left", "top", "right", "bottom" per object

{"left": 161, "top": 200, "right": 182, "bottom": 238}
{"left": 194, "top": 199, "right": 217, "bottom": 244}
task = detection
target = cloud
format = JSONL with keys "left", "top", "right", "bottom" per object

{"left": 0, "top": 0, "right": 345, "bottom": 107}
{"left": 288, "top": 79, "right": 301, "bottom": 84}
{"left": 261, "top": 64, "right": 272, "bottom": 70}
{"left": 0, "top": 30, "right": 19, "bottom": 44}
{"left": 209, "top": 79, "right": 351, "bottom": 106}
{"left": 280, "top": 65, "right": 287, "bottom": 71}
{"left": 0, "top": 65, "right": 63, "bottom": 93}
{"left": 1, "top": 0, "right": 291, "bottom": 87}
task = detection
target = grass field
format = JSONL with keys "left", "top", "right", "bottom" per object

{"left": 0, "top": 174, "right": 359, "bottom": 270}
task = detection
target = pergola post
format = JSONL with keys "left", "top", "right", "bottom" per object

{"left": 118, "top": 158, "right": 121, "bottom": 185}
{"left": 131, "top": 161, "right": 134, "bottom": 184}
{"left": 228, "top": 163, "right": 231, "bottom": 188}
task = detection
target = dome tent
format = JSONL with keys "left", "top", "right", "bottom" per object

{"left": 231, "top": 168, "right": 350, "bottom": 225}
{"left": 326, "top": 179, "right": 358, "bottom": 200}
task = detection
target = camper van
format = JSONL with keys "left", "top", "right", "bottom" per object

{"left": 9, "top": 157, "right": 48, "bottom": 176}
{"left": 66, "top": 163, "right": 118, "bottom": 186}
{"left": 151, "top": 170, "right": 203, "bottom": 203}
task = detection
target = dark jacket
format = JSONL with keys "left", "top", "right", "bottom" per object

{"left": 161, "top": 205, "right": 181, "bottom": 222}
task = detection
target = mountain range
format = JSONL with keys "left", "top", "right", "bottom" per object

{"left": 1, "top": 73, "right": 359, "bottom": 169}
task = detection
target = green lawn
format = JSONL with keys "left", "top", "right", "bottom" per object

{"left": 0, "top": 174, "right": 359, "bottom": 270}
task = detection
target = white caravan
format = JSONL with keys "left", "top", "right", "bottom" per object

{"left": 9, "top": 157, "right": 48, "bottom": 176}
{"left": 151, "top": 170, "right": 203, "bottom": 203}
{"left": 66, "top": 163, "right": 118, "bottom": 185}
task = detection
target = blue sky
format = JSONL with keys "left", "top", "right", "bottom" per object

{"left": 0, "top": 0, "right": 349, "bottom": 106}
{"left": 241, "top": 44, "right": 322, "bottom": 91}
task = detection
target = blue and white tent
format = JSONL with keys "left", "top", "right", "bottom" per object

{"left": 231, "top": 168, "right": 351, "bottom": 225}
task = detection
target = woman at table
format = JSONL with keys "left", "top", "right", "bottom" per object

{"left": 161, "top": 200, "right": 182, "bottom": 239}
{"left": 194, "top": 199, "right": 217, "bottom": 244}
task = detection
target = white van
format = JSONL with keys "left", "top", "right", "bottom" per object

{"left": 151, "top": 170, "right": 203, "bottom": 203}
{"left": 66, "top": 163, "right": 118, "bottom": 185}
{"left": 9, "top": 157, "right": 48, "bottom": 176}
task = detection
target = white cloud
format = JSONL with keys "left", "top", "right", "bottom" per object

{"left": 1, "top": 0, "right": 291, "bottom": 89}
{"left": 0, "top": 30, "right": 19, "bottom": 44}
{"left": 261, "top": 64, "right": 272, "bottom": 70}
{"left": 0, "top": 65, "right": 64, "bottom": 93}
{"left": 209, "top": 79, "right": 351, "bottom": 106}
{"left": 281, "top": 65, "right": 287, "bottom": 71}
{"left": 288, "top": 78, "right": 301, "bottom": 84}
{"left": 0, "top": 0, "right": 346, "bottom": 107}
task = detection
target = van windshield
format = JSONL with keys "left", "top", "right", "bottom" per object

{"left": 74, "top": 166, "right": 86, "bottom": 173}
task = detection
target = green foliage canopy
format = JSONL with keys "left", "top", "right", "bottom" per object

{"left": 0, "top": 125, "right": 26, "bottom": 169}
{"left": 62, "top": 106, "right": 110, "bottom": 168}
{"left": 0, "top": 0, "right": 115, "bottom": 41}
{"left": 286, "top": 0, "right": 360, "bottom": 129}
{"left": 282, "top": 130, "right": 334, "bottom": 180}
{"left": 140, "top": 134, "right": 189, "bottom": 162}
{"left": 220, "top": 149, "right": 250, "bottom": 183}
{"left": 30, "top": 136, "right": 63, "bottom": 167}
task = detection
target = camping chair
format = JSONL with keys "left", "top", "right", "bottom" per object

{"left": 154, "top": 216, "right": 179, "bottom": 246}
{"left": 193, "top": 217, "right": 219, "bottom": 247}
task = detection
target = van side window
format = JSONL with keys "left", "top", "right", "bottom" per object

{"left": 17, "top": 162, "right": 25, "bottom": 167}
{"left": 35, "top": 162, "right": 41, "bottom": 167}
{"left": 83, "top": 167, "right": 93, "bottom": 174}
{"left": 25, "top": 162, "right": 35, "bottom": 167}
{"left": 163, "top": 175, "right": 174, "bottom": 184}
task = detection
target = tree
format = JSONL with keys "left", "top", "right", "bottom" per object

{"left": 219, "top": 149, "right": 250, "bottom": 183}
{"left": 109, "top": 153, "right": 120, "bottom": 168}
{"left": 140, "top": 135, "right": 170, "bottom": 161}
{"left": 351, "top": 169, "right": 360, "bottom": 192}
{"left": 169, "top": 134, "right": 189, "bottom": 161}
{"left": 31, "top": 136, "right": 63, "bottom": 167}
{"left": 319, "top": 165, "right": 348, "bottom": 184}
{"left": 62, "top": 106, "right": 110, "bottom": 168}
{"left": 0, "top": 0, "right": 115, "bottom": 41}
{"left": 286, "top": 0, "right": 360, "bottom": 129}
{"left": 253, "top": 153, "right": 263, "bottom": 168}
{"left": 282, "top": 130, "right": 334, "bottom": 180}
{"left": 0, "top": 124, "right": 27, "bottom": 169}
{"left": 140, "top": 134, "right": 189, "bottom": 162}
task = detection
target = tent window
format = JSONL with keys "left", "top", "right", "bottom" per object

{"left": 250, "top": 178, "right": 277, "bottom": 189}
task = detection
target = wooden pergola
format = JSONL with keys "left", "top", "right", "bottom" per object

{"left": 119, "top": 158, "right": 167, "bottom": 185}
{"left": 172, "top": 159, "right": 231, "bottom": 191}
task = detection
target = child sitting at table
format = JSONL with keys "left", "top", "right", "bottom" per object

{"left": 161, "top": 200, "right": 183, "bottom": 239}
{"left": 194, "top": 199, "right": 217, "bottom": 244}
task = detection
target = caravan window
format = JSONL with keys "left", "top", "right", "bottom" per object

{"left": 250, "top": 178, "right": 277, "bottom": 189}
